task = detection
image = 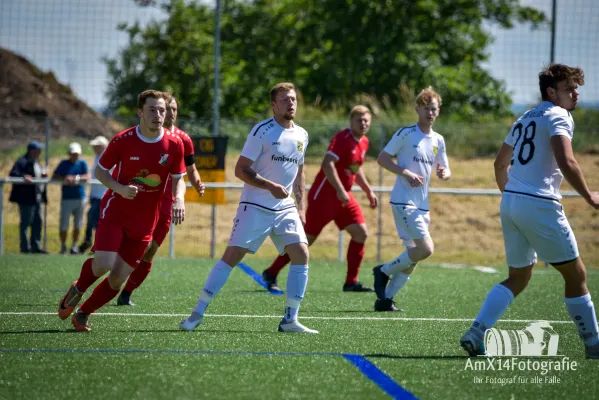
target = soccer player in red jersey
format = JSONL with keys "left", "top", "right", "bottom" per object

{"left": 57, "top": 90, "right": 187, "bottom": 331}
{"left": 117, "top": 94, "right": 205, "bottom": 306}
{"left": 262, "top": 105, "right": 378, "bottom": 292}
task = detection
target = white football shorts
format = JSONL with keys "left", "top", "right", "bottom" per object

{"left": 228, "top": 204, "right": 308, "bottom": 255}
{"left": 500, "top": 193, "right": 579, "bottom": 268}
{"left": 391, "top": 204, "right": 431, "bottom": 248}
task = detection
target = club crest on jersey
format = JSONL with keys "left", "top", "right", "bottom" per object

{"left": 159, "top": 153, "right": 169, "bottom": 166}
{"left": 433, "top": 146, "right": 438, "bottom": 156}
{"left": 297, "top": 141, "right": 304, "bottom": 153}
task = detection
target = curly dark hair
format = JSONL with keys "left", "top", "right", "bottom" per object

{"left": 539, "top": 64, "right": 584, "bottom": 100}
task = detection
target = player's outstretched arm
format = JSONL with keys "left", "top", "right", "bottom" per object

{"left": 494, "top": 143, "right": 513, "bottom": 192}
{"left": 551, "top": 135, "right": 599, "bottom": 208}
{"left": 234, "top": 156, "right": 288, "bottom": 199}
{"left": 293, "top": 164, "right": 306, "bottom": 223}
{"left": 95, "top": 166, "right": 137, "bottom": 200}
{"left": 171, "top": 175, "right": 186, "bottom": 225}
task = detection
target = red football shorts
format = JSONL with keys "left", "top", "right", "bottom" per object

{"left": 93, "top": 213, "right": 152, "bottom": 269}
{"left": 304, "top": 193, "right": 365, "bottom": 237}
{"left": 152, "top": 211, "right": 172, "bottom": 246}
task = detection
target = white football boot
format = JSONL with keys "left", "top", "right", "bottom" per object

{"left": 278, "top": 319, "right": 319, "bottom": 334}
{"left": 460, "top": 328, "right": 486, "bottom": 356}
{"left": 180, "top": 312, "right": 203, "bottom": 332}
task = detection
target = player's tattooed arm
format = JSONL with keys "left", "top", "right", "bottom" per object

{"left": 235, "top": 156, "right": 288, "bottom": 198}
{"left": 294, "top": 164, "right": 306, "bottom": 222}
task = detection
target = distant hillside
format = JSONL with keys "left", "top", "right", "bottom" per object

{"left": 0, "top": 48, "right": 121, "bottom": 150}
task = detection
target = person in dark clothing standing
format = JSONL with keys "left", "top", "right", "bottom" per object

{"left": 9, "top": 141, "right": 48, "bottom": 254}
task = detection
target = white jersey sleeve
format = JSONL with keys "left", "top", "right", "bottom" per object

{"left": 240, "top": 129, "right": 264, "bottom": 161}
{"left": 434, "top": 136, "right": 449, "bottom": 169}
{"left": 383, "top": 126, "right": 412, "bottom": 156}
{"left": 549, "top": 112, "right": 574, "bottom": 139}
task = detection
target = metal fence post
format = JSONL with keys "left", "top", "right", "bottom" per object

{"left": 0, "top": 182, "right": 4, "bottom": 255}
{"left": 210, "top": 205, "right": 216, "bottom": 259}
{"left": 376, "top": 124, "right": 385, "bottom": 262}
{"left": 169, "top": 223, "right": 175, "bottom": 259}
{"left": 43, "top": 116, "right": 50, "bottom": 251}
{"left": 337, "top": 230, "right": 344, "bottom": 261}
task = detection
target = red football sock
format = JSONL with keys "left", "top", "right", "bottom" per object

{"left": 266, "top": 254, "right": 291, "bottom": 277}
{"left": 76, "top": 258, "right": 100, "bottom": 293}
{"left": 123, "top": 260, "right": 152, "bottom": 293}
{"left": 346, "top": 240, "right": 365, "bottom": 285}
{"left": 79, "top": 278, "right": 120, "bottom": 315}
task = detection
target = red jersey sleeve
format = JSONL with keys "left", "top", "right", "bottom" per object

{"left": 98, "top": 136, "right": 121, "bottom": 171}
{"left": 327, "top": 131, "right": 346, "bottom": 161}
{"left": 170, "top": 138, "right": 186, "bottom": 177}
{"left": 181, "top": 131, "right": 195, "bottom": 167}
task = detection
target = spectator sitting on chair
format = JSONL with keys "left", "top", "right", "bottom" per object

{"left": 9, "top": 141, "right": 48, "bottom": 254}
{"left": 52, "top": 142, "right": 90, "bottom": 254}
{"left": 79, "top": 136, "right": 109, "bottom": 254}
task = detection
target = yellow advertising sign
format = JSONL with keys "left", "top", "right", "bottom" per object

{"left": 185, "top": 136, "right": 228, "bottom": 205}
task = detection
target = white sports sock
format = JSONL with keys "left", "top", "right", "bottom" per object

{"left": 284, "top": 264, "right": 308, "bottom": 322}
{"left": 381, "top": 249, "right": 415, "bottom": 276}
{"left": 472, "top": 284, "right": 514, "bottom": 333}
{"left": 192, "top": 259, "right": 233, "bottom": 316}
{"left": 385, "top": 272, "right": 410, "bottom": 299}
{"left": 565, "top": 293, "right": 599, "bottom": 347}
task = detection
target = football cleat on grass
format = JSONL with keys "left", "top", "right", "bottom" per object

{"left": 374, "top": 298, "right": 404, "bottom": 312}
{"left": 343, "top": 282, "right": 375, "bottom": 292}
{"left": 372, "top": 265, "right": 389, "bottom": 300}
{"left": 71, "top": 309, "right": 91, "bottom": 332}
{"left": 116, "top": 291, "right": 135, "bottom": 306}
{"left": 261, "top": 270, "right": 282, "bottom": 292}
{"left": 180, "top": 313, "right": 203, "bottom": 332}
{"left": 58, "top": 281, "right": 83, "bottom": 320}
{"left": 585, "top": 342, "right": 599, "bottom": 359}
{"left": 278, "top": 319, "right": 319, "bottom": 334}
{"left": 460, "top": 328, "right": 486, "bottom": 357}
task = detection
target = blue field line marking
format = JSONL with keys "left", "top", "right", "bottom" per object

{"left": 343, "top": 354, "right": 418, "bottom": 400}
{"left": 237, "top": 262, "right": 284, "bottom": 295}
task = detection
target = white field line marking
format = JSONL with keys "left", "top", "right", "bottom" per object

{"left": 0, "top": 311, "right": 572, "bottom": 324}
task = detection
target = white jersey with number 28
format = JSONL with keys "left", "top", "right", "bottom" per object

{"left": 504, "top": 101, "right": 574, "bottom": 202}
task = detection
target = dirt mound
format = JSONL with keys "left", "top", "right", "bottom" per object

{"left": 0, "top": 48, "right": 122, "bottom": 150}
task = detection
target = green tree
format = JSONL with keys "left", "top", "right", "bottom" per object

{"left": 106, "top": 0, "right": 546, "bottom": 119}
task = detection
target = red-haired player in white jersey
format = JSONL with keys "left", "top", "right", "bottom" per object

{"left": 117, "top": 94, "right": 205, "bottom": 306}
{"left": 262, "top": 105, "right": 378, "bottom": 293}
{"left": 57, "top": 90, "right": 187, "bottom": 331}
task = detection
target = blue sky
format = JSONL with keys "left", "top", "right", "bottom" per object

{"left": 1, "top": 0, "right": 597, "bottom": 110}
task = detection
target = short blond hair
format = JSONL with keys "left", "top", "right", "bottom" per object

{"left": 137, "top": 89, "right": 168, "bottom": 109}
{"left": 270, "top": 82, "right": 296, "bottom": 103}
{"left": 416, "top": 86, "right": 442, "bottom": 107}
{"left": 349, "top": 105, "right": 371, "bottom": 120}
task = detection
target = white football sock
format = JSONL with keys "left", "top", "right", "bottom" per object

{"left": 472, "top": 284, "right": 514, "bottom": 333}
{"left": 192, "top": 259, "right": 233, "bottom": 317}
{"left": 385, "top": 272, "right": 410, "bottom": 299}
{"left": 284, "top": 264, "right": 308, "bottom": 322}
{"left": 381, "top": 249, "right": 415, "bottom": 276}
{"left": 565, "top": 293, "right": 599, "bottom": 347}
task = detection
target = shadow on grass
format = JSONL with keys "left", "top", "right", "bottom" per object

{"left": 0, "top": 329, "right": 80, "bottom": 335}
{"left": 119, "top": 329, "right": 278, "bottom": 334}
{"left": 364, "top": 353, "right": 470, "bottom": 360}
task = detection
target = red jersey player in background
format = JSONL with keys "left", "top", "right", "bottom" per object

{"left": 262, "top": 105, "right": 378, "bottom": 292}
{"left": 117, "top": 93, "right": 205, "bottom": 306}
{"left": 57, "top": 90, "right": 187, "bottom": 331}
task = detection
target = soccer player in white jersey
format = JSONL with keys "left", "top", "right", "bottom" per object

{"left": 180, "top": 82, "right": 317, "bottom": 334}
{"left": 372, "top": 87, "right": 450, "bottom": 311}
{"left": 461, "top": 64, "right": 599, "bottom": 358}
